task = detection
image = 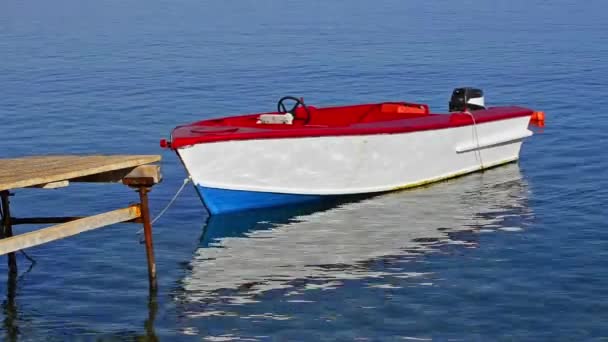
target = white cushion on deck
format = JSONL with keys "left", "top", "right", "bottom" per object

{"left": 256, "top": 113, "right": 294, "bottom": 125}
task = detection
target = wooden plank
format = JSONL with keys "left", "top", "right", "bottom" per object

{"left": 72, "top": 165, "right": 162, "bottom": 184}
{"left": 29, "top": 180, "right": 70, "bottom": 189}
{"left": 0, "top": 205, "right": 141, "bottom": 255}
{"left": 0, "top": 155, "right": 161, "bottom": 191}
{"left": 122, "top": 165, "right": 163, "bottom": 187}
{"left": 124, "top": 165, "right": 162, "bottom": 183}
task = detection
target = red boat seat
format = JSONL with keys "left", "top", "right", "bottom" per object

{"left": 294, "top": 105, "right": 318, "bottom": 123}
{"left": 380, "top": 103, "right": 427, "bottom": 114}
{"left": 295, "top": 102, "right": 430, "bottom": 127}
{"left": 306, "top": 106, "right": 356, "bottom": 127}
{"left": 359, "top": 103, "right": 429, "bottom": 123}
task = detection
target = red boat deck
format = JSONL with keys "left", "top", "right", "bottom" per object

{"left": 169, "top": 102, "right": 533, "bottom": 149}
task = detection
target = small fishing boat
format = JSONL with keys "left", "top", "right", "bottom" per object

{"left": 162, "top": 88, "right": 542, "bottom": 215}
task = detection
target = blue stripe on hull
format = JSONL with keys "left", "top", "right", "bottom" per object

{"left": 195, "top": 185, "right": 329, "bottom": 215}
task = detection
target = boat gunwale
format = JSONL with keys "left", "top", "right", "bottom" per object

{"left": 170, "top": 106, "right": 533, "bottom": 149}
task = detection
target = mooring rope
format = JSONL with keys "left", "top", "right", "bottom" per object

{"left": 20, "top": 249, "right": 36, "bottom": 264}
{"left": 137, "top": 176, "right": 191, "bottom": 241}
{"left": 464, "top": 111, "right": 484, "bottom": 169}
{"left": 151, "top": 176, "right": 191, "bottom": 225}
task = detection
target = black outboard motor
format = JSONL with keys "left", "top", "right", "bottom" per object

{"left": 449, "top": 87, "right": 485, "bottom": 112}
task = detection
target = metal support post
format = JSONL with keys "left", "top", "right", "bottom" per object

{"left": 137, "top": 187, "right": 157, "bottom": 291}
{"left": 0, "top": 191, "right": 17, "bottom": 275}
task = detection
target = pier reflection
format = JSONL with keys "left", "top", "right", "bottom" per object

{"left": 143, "top": 289, "right": 158, "bottom": 342}
{"left": 0, "top": 264, "right": 159, "bottom": 341}
{"left": 2, "top": 271, "right": 18, "bottom": 342}
{"left": 177, "top": 164, "right": 532, "bottom": 306}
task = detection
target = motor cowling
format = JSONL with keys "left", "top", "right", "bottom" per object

{"left": 449, "top": 87, "right": 485, "bottom": 112}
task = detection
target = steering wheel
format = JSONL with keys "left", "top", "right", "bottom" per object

{"left": 277, "top": 96, "right": 311, "bottom": 123}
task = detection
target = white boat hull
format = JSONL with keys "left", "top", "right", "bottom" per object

{"left": 177, "top": 116, "right": 532, "bottom": 214}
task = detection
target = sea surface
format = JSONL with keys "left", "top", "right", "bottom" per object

{"left": 1, "top": 0, "right": 607, "bottom": 340}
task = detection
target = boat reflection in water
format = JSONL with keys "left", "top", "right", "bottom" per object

{"left": 178, "top": 163, "right": 532, "bottom": 306}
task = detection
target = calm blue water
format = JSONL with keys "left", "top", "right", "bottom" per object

{"left": 1, "top": 0, "right": 607, "bottom": 340}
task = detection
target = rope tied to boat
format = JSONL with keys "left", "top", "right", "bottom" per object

{"left": 137, "top": 176, "right": 191, "bottom": 243}
{"left": 463, "top": 111, "right": 484, "bottom": 169}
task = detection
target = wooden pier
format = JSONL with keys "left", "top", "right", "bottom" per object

{"left": 0, "top": 155, "right": 162, "bottom": 290}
